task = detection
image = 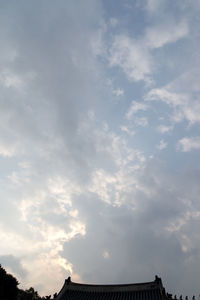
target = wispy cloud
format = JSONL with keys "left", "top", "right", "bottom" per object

{"left": 145, "top": 21, "right": 189, "bottom": 49}
{"left": 112, "top": 88, "right": 124, "bottom": 97}
{"left": 157, "top": 124, "right": 173, "bottom": 134}
{"left": 146, "top": 86, "right": 200, "bottom": 125}
{"left": 134, "top": 117, "right": 148, "bottom": 127}
{"left": 156, "top": 139, "right": 167, "bottom": 150}
{"left": 109, "top": 35, "right": 153, "bottom": 84}
{"left": 108, "top": 17, "right": 188, "bottom": 84}
{"left": 126, "top": 101, "right": 149, "bottom": 120}
{"left": 177, "top": 136, "right": 200, "bottom": 152}
{"left": 120, "top": 125, "right": 135, "bottom": 136}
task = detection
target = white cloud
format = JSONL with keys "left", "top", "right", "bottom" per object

{"left": 0, "top": 144, "right": 15, "bottom": 157}
{"left": 3, "top": 177, "right": 87, "bottom": 294}
{"left": 146, "top": 87, "right": 200, "bottom": 125}
{"left": 126, "top": 101, "right": 149, "bottom": 120}
{"left": 177, "top": 136, "right": 200, "bottom": 152}
{"left": 109, "top": 35, "right": 153, "bottom": 83}
{"left": 69, "top": 209, "right": 79, "bottom": 218}
{"left": 156, "top": 139, "right": 167, "bottom": 150}
{"left": 109, "top": 18, "right": 188, "bottom": 85}
{"left": 145, "top": 21, "right": 189, "bottom": 49}
{"left": 157, "top": 125, "right": 173, "bottom": 134}
{"left": 134, "top": 117, "right": 148, "bottom": 127}
{"left": 112, "top": 88, "right": 124, "bottom": 97}
{"left": 0, "top": 71, "right": 23, "bottom": 88}
{"left": 146, "top": 88, "right": 186, "bottom": 106}
{"left": 120, "top": 125, "right": 135, "bottom": 136}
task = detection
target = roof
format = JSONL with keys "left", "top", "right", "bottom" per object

{"left": 56, "top": 276, "right": 167, "bottom": 300}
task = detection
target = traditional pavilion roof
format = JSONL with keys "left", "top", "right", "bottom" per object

{"left": 56, "top": 276, "right": 168, "bottom": 300}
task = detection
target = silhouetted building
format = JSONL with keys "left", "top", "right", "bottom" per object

{"left": 56, "top": 275, "right": 170, "bottom": 300}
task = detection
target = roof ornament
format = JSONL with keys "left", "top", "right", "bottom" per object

{"left": 66, "top": 277, "right": 71, "bottom": 285}
{"left": 155, "top": 275, "right": 162, "bottom": 284}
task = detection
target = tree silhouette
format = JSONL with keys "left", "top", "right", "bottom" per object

{"left": 18, "top": 286, "right": 44, "bottom": 300}
{"left": 0, "top": 264, "right": 19, "bottom": 300}
{"left": 0, "top": 264, "right": 55, "bottom": 299}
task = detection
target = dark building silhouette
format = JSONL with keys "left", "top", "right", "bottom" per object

{"left": 56, "top": 275, "right": 170, "bottom": 300}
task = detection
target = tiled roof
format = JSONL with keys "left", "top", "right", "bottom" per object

{"left": 56, "top": 276, "right": 167, "bottom": 300}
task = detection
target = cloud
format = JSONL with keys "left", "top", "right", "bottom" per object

{"left": 109, "top": 35, "right": 153, "bottom": 84}
{"left": 120, "top": 125, "right": 135, "bottom": 136}
{"left": 112, "top": 88, "right": 124, "bottom": 97}
{"left": 0, "top": 175, "right": 87, "bottom": 293}
{"left": 133, "top": 117, "right": 148, "bottom": 127}
{"left": 145, "top": 0, "right": 163, "bottom": 13}
{"left": 62, "top": 158, "right": 200, "bottom": 296}
{"left": 146, "top": 85, "right": 200, "bottom": 125}
{"left": 146, "top": 88, "right": 186, "bottom": 107}
{"left": 108, "top": 15, "right": 188, "bottom": 85}
{"left": 109, "top": 18, "right": 118, "bottom": 27}
{"left": 0, "top": 0, "right": 110, "bottom": 295}
{"left": 156, "top": 139, "right": 167, "bottom": 150}
{"left": 145, "top": 21, "right": 189, "bottom": 49}
{"left": 0, "top": 71, "right": 23, "bottom": 89}
{"left": 157, "top": 125, "right": 173, "bottom": 134}
{"left": 0, "top": 143, "right": 16, "bottom": 157}
{"left": 0, "top": 1, "right": 200, "bottom": 298}
{"left": 126, "top": 101, "right": 149, "bottom": 120}
{"left": 177, "top": 136, "right": 200, "bottom": 152}
{"left": 0, "top": 255, "right": 27, "bottom": 279}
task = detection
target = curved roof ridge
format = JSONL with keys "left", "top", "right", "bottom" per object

{"left": 69, "top": 279, "right": 157, "bottom": 287}
{"left": 56, "top": 276, "right": 165, "bottom": 300}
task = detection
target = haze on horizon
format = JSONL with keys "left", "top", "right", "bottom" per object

{"left": 0, "top": 0, "right": 200, "bottom": 297}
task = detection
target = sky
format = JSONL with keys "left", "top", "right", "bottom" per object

{"left": 1, "top": 0, "right": 200, "bottom": 297}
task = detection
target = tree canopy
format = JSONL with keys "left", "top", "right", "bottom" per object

{"left": 0, "top": 264, "right": 55, "bottom": 300}
{"left": 0, "top": 264, "right": 19, "bottom": 300}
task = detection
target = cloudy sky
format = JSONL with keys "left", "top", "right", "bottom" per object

{"left": 1, "top": 0, "right": 200, "bottom": 297}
